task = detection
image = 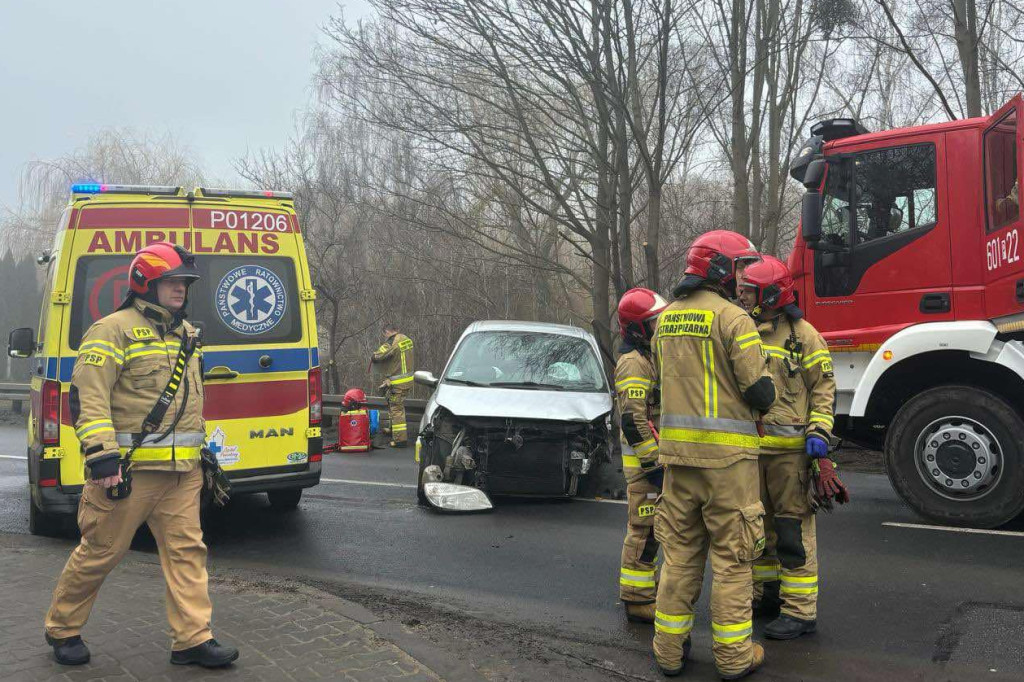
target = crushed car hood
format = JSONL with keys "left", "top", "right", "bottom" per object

{"left": 433, "top": 384, "right": 612, "bottom": 422}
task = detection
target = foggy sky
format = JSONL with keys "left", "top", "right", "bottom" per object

{"left": 0, "top": 0, "right": 370, "bottom": 210}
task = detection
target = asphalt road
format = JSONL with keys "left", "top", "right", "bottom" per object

{"left": 2, "top": 423, "right": 1024, "bottom": 681}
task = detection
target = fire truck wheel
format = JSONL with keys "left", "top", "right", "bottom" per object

{"left": 267, "top": 488, "right": 303, "bottom": 511}
{"left": 885, "top": 385, "right": 1024, "bottom": 529}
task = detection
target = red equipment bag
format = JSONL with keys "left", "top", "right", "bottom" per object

{"left": 337, "top": 409, "right": 371, "bottom": 453}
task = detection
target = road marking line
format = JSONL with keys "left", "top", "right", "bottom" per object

{"left": 883, "top": 521, "right": 1024, "bottom": 537}
{"left": 0, "top": 455, "right": 27, "bottom": 461}
{"left": 320, "top": 477, "right": 416, "bottom": 489}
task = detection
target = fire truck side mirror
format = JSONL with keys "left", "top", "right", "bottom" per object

{"left": 801, "top": 192, "right": 823, "bottom": 245}
{"left": 802, "top": 159, "right": 826, "bottom": 189}
{"left": 8, "top": 327, "right": 35, "bottom": 358}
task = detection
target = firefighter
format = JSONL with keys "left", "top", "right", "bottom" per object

{"left": 651, "top": 230, "right": 775, "bottom": 680}
{"left": 44, "top": 243, "right": 238, "bottom": 668}
{"left": 372, "top": 324, "right": 415, "bottom": 447}
{"left": 614, "top": 288, "right": 669, "bottom": 623}
{"left": 737, "top": 255, "right": 849, "bottom": 641}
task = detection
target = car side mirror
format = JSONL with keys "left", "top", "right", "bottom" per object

{"left": 802, "top": 159, "right": 826, "bottom": 189}
{"left": 801, "top": 191, "right": 823, "bottom": 245}
{"left": 8, "top": 327, "right": 35, "bottom": 358}
{"left": 414, "top": 370, "right": 439, "bottom": 388}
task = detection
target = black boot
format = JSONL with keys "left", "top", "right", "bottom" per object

{"left": 45, "top": 633, "right": 91, "bottom": 666}
{"left": 752, "top": 581, "right": 781, "bottom": 619}
{"left": 170, "top": 639, "right": 239, "bottom": 668}
{"left": 764, "top": 614, "right": 816, "bottom": 640}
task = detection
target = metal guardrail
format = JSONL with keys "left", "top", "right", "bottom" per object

{"left": 0, "top": 383, "right": 427, "bottom": 424}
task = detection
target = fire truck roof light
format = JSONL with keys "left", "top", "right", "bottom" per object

{"left": 71, "top": 183, "right": 181, "bottom": 195}
{"left": 810, "top": 118, "right": 870, "bottom": 142}
{"left": 198, "top": 187, "right": 294, "bottom": 200}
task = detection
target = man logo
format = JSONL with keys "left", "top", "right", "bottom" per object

{"left": 250, "top": 427, "right": 295, "bottom": 439}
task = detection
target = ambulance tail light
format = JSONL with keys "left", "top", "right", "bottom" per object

{"left": 40, "top": 379, "right": 61, "bottom": 446}
{"left": 308, "top": 367, "right": 322, "bottom": 426}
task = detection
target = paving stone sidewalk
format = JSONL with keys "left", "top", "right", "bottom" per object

{"left": 0, "top": 533, "right": 465, "bottom": 682}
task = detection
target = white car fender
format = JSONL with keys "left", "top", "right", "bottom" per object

{"left": 848, "top": 321, "right": 1003, "bottom": 417}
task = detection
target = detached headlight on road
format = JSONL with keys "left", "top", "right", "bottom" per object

{"left": 423, "top": 482, "right": 493, "bottom": 512}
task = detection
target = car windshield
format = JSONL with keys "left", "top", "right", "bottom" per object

{"left": 444, "top": 330, "right": 607, "bottom": 392}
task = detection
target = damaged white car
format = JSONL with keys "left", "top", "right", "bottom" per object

{"left": 414, "top": 321, "right": 614, "bottom": 511}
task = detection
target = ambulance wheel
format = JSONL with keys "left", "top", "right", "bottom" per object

{"left": 268, "top": 488, "right": 302, "bottom": 511}
{"left": 29, "top": 498, "right": 65, "bottom": 537}
{"left": 885, "top": 385, "right": 1024, "bottom": 528}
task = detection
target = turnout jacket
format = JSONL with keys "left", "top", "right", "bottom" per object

{"left": 653, "top": 286, "right": 775, "bottom": 468}
{"left": 757, "top": 315, "right": 836, "bottom": 454}
{"left": 372, "top": 332, "right": 415, "bottom": 389}
{"left": 614, "top": 345, "right": 659, "bottom": 473}
{"left": 71, "top": 299, "right": 205, "bottom": 479}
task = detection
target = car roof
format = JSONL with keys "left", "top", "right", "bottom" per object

{"left": 463, "top": 320, "right": 592, "bottom": 338}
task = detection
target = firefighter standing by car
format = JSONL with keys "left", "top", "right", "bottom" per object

{"left": 651, "top": 230, "right": 775, "bottom": 680}
{"left": 43, "top": 243, "right": 238, "bottom": 669}
{"left": 614, "top": 288, "right": 669, "bottom": 623}
{"left": 372, "top": 325, "right": 415, "bottom": 447}
{"left": 736, "top": 255, "right": 850, "bottom": 641}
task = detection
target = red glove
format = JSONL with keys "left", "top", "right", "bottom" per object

{"left": 811, "top": 458, "right": 850, "bottom": 510}
{"left": 648, "top": 420, "right": 659, "bottom": 442}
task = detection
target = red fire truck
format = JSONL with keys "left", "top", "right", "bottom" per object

{"left": 789, "top": 95, "right": 1024, "bottom": 528}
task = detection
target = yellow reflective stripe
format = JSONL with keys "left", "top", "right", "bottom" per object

{"left": 400, "top": 349, "right": 407, "bottom": 374}
{"left": 622, "top": 454, "right": 642, "bottom": 469}
{"left": 620, "top": 567, "right": 656, "bottom": 587}
{"left": 802, "top": 349, "right": 830, "bottom": 367}
{"left": 390, "top": 376, "right": 414, "bottom": 385}
{"left": 809, "top": 411, "right": 834, "bottom": 426}
{"left": 655, "top": 611, "right": 694, "bottom": 635}
{"left": 119, "top": 446, "right": 201, "bottom": 462}
{"left": 76, "top": 420, "right": 114, "bottom": 439}
{"left": 753, "top": 559, "right": 781, "bottom": 581}
{"left": 735, "top": 331, "right": 760, "bottom": 343}
{"left": 616, "top": 376, "right": 652, "bottom": 389}
{"left": 780, "top": 574, "right": 819, "bottom": 594}
{"left": 125, "top": 348, "right": 174, "bottom": 360}
{"left": 634, "top": 438, "right": 658, "bottom": 456}
{"left": 617, "top": 383, "right": 649, "bottom": 393}
{"left": 702, "top": 340, "right": 717, "bottom": 418}
{"left": 738, "top": 338, "right": 761, "bottom": 349}
{"left": 661, "top": 427, "right": 758, "bottom": 448}
{"left": 80, "top": 340, "right": 125, "bottom": 360}
{"left": 392, "top": 423, "right": 407, "bottom": 432}
{"left": 760, "top": 435, "right": 806, "bottom": 449}
{"left": 712, "top": 620, "right": 753, "bottom": 644}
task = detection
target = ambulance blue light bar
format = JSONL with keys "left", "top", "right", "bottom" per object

{"left": 71, "top": 183, "right": 181, "bottom": 195}
{"left": 199, "top": 187, "right": 294, "bottom": 200}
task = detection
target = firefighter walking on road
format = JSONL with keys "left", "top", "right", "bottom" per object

{"left": 44, "top": 243, "right": 238, "bottom": 668}
{"left": 372, "top": 324, "right": 415, "bottom": 447}
{"left": 737, "top": 255, "right": 849, "bottom": 641}
{"left": 614, "top": 288, "right": 669, "bottom": 623}
{"left": 651, "top": 231, "right": 775, "bottom": 680}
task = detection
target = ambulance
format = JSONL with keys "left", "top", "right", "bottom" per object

{"left": 8, "top": 185, "right": 323, "bottom": 535}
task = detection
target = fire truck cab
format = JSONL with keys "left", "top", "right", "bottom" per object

{"left": 790, "top": 95, "right": 1024, "bottom": 528}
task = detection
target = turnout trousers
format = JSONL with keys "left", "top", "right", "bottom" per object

{"left": 752, "top": 451, "right": 819, "bottom": 620}
{"left": 45, "top": 468, "right": 213, "bottom": 650}
{"left": 619, "top": 472, "right": 661, "bottom": 603}
{"left": 653, "top": 459, "right": 765, "bottom": 676}
{"left": 387, "top": 386, "right": 410, "bottom": 445}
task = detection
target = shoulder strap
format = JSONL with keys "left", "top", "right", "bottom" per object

{"left": 126, "top": 333, "right": 199, "bottom": 458}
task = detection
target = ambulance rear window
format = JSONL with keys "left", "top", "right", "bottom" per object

{"left": 69, "top": 255, "right": 302, "bottom": 348}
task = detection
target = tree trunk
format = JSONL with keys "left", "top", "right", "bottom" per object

{"left": 730, "top": 0, "right": 751, "bottom": 236}
{"left": 952, "top": 0, "right": 982, "bottom": 117}
{"left": 645, "top": 186, "right": 662, "bottom": 291}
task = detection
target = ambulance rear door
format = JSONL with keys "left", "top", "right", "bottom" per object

{"left": 188, "top": 201, "right": 313, "bottom": 475}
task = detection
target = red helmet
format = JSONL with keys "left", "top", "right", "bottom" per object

{"left": 128, "top": 242, "right": 200, "bottom": 295}
{"left": 617, "top": 288, "right": 668, "bottom": 340}
{"left": 740, "top": 254, "right": 800, "bottom": 316}
{"left": 684, "top": 230, "right": 760, "bottom": 282}
{"left": 342, "top": 388, "right": 367, "bottom": 410}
